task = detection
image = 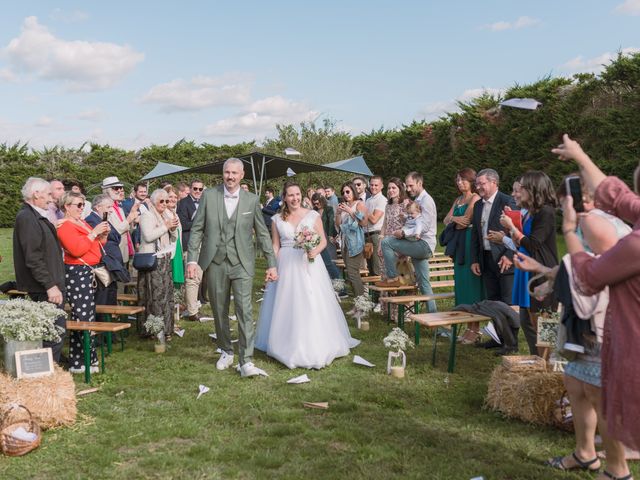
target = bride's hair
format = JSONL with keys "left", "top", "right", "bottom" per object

{"left": 281, "top": 181, "right": 302, "bottom": 221}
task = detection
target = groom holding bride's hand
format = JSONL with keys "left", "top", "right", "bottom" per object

{"left": 187, "top": 157, "right": 277, "bottom": 377}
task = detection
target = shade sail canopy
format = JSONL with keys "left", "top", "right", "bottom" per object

{"left": 324, "top": 155, "right": 373, "bottom": 177}
{"left": 140, "top": 161, "right": 189, "bottom": 181}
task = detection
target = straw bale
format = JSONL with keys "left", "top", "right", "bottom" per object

{"left": 0, "top": 366, "right": 76, "bottom": 429}
{"left": 485, "top": 365, "right": 567, "bottom": 427}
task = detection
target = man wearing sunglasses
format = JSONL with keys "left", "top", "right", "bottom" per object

{"left": 352, "top": 176, "right": 370, "bottom": 202}
{"left": 178, "top": 179, "right": 205, "bottom": 321}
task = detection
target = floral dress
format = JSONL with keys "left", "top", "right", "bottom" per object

{"left": 378, "top": 202, "right": 406, "bottom": 322}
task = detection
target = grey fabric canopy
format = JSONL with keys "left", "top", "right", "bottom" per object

{"left": 324, "top": 155, "right": 373, "bottom": 177}
{"left": 140, "top": 161, "right": 189, "bottom": 181}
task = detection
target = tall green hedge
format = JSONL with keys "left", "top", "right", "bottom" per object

{"left": 353, "top": 52, "right": 640, "bottom": 217}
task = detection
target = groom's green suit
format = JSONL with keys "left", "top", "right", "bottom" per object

{"left": 187, "top": 185, "right": 276, "bottom": 365}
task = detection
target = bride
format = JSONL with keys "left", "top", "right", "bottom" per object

{"left": 256, "top": 181, "right": 360, "bottom": 369}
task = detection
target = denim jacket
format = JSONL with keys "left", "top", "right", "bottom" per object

{"left": 340, "top": 210, "right": 365, "bottom": 257}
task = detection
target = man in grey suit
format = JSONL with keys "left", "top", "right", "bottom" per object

{"left": 186, "top": 158, "right": 278, "bottom": 377}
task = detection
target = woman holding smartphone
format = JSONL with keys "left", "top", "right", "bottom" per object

{"left": 500, "top": 171, "right": 558, "bottom": 355}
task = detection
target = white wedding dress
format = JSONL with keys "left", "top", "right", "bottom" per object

{"left": 256, "top": 210, "right": 360, "bottom": 369}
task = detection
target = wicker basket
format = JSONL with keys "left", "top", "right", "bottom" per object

{"left": 502, "top": 355, "right": 547, "bottom": 372}
{"left": 0, "top": 404, "right": 42, "bottom": 457}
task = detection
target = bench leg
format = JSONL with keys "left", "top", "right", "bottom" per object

{"left": 431, "top": 328, "right": 438, "bottom": 366}
{"left": 413, "top": 301, "right": 421, "bottom": 345}
{"left": 447, "top": 324, "right": 459, "bottom": 373}
{"left": 398, "top": 304, "right": 405, "bottom": 330}
{"left": 118, "top": 315, "right": 126, "bottom": 351}
{"left": 82, "top": 330, "right": 91, "bottom": 384}
{"left": 104, "top": 314, "right": 113, "bottom": 355}
{"left": 386, "top": 301, "right": 391, "bottom": 324}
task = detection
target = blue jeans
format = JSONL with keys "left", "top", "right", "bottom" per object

{"left": 381, "top": 237, "right": 436, "bottom": 312}
{"left": 321, "top": 247, "right": 341, "bottom": 280}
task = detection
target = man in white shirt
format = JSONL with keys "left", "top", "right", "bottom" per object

{"left": 364, "top": 176, "right": 386, "bottom": 276}
{"left": 377, "top": 172, "right": 438, "bottom": 312}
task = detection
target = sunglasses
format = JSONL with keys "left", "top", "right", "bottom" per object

{"left": 111, "top": 186, "right": 124, "bottom": 191}
{"left": 157, "top": 199, "right": 167, "bottom": 204}
{"left": 354, "top": 182, "right": 363, "bottom": 187}
{"left": 192, "top": 187, "right": 204, "bottom": 191}
{"left": 71, "top": 202, "right": 85, "bottom": 209}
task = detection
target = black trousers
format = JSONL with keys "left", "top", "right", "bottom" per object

{"left": 481, "top": 251, "right": 514, "bottom": 305}
{"left": 28, "top": 292, "right": 66, "bottom": 364}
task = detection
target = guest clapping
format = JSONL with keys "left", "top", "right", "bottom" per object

{"left": 138, "top": 189, "right": 178, "bottom": 337}
{"left": 336, "top": 182, "right": 367, "bottom": 296}
{"left": 57, "top": 192, "right": 109, "bottom": 374}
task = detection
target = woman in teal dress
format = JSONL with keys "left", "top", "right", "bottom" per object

{"left": 443, "top": 168, "right": 485, "bottom": 341}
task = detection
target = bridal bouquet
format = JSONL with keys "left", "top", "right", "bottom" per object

{"left": 294, "top": 226, "right": 321, "bottom": 262}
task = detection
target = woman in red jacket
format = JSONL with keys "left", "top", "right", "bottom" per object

{"left": 57, "top": 192, "right": 110, "bottom": 374}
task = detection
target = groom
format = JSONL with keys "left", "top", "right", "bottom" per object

{"left": 187, "top": 157, "right": 278, "bottom": 377}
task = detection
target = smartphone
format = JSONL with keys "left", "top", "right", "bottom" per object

{"left": 565, "top": 176, "right": 584, "bottom": 213}
{"left": 102, "top": 212, "right": 109, "bottom": 222}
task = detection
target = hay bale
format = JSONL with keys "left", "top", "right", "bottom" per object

{"left": 485, "top": 365, "right": 566, "bottom": 427}
{"left": 0, "top": 366, "right": 76, "bottom": 429}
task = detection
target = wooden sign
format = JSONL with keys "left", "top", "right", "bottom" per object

{"left": 15, "top": 348, "right": 54, "bottom": 379}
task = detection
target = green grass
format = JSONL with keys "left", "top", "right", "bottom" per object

{"left": 1, "top": 228, "right": 635, "bottom": 480}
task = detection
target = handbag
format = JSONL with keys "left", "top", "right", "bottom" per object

{"left": 133, "top": 252, "right": 158, "bottom": 272}
{"left": 363, "top": 242, "right": 374, "bottom": 260}
{"left": 396, "top": 257, "right": 416, "bottom": 285}
{"left": 93, "top": 266, "right": 113, "bottom": 287}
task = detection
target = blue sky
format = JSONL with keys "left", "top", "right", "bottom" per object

{"left": 0, "top": 1, "right": 638, "bottom": 150}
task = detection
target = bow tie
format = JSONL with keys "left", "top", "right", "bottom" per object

{"left": 224, "top": 194, "right": 238, "bottom": 199}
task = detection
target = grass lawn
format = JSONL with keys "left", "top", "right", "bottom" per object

{"left": 0, "top": 228, "right": 636, "bottom": 479}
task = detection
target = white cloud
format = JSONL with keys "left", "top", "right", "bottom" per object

{"left": 419, "top": 88, "right": 504, "bottom": 119}
{"left": 35, "top": 116, "right": 54, "bottom": 127}
{"left": 3, "top": 16, "right": 144, "bottom": 91}
{"left": 77, "top": 109, "right": 103, "bottom": 121}
{"left": 141, "top": 75, "right": 251, "bottom": 112}
{"left": 561, "top": 47, "right": 640, "bottom": 74}
{"left": 0, "top": 68, "right": 18, "bottom": 82}
{"left": 483, "top": 16, "right": 540, "bottom": 32}
{"left": 204, "top": 95, "right": 318, "bottom": 138}
{"left": 50, "top": 8, "right": 89, "bottom": 23}
{"left": 614, "top": 0, "right": 640, "bottom": 15}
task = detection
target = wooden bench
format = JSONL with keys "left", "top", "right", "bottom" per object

{"left": 5, "top": 289, "right": 27, "bottom": 297}
{"left": 66, "top": 304, "right": 145, "bottom": 353}
{"left": 361, "top": 275, "right": 381, "bottom": 284}
{"left": 428, "top": 269, "right": 454, "bottom": 279}
{"left": 66, "top": 320, "right": 131, "bottom": 383}
{"left": 429, "top": 262, "right": 454, "bottom": 270}
{"left": 406, "top": 311, "right": 491, "bottom": 373}
{"left": 117, "top": 293, "right": 138, "bottom": 304}
{"left": 379, "top": 292, "right": 455, "bottom": 327}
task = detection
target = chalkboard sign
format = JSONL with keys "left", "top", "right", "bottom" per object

{"left": 15, "top": 348, "right": 54, "bottom": 379}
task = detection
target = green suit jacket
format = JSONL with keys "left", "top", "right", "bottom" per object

{"left": 186, "top": 185, "right": 276, "bottom": 276}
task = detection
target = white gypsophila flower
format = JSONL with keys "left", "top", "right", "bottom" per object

{"left": 383, "top": 327, "right": 414, "bottom": 352}
{"left": 353, "top": 295, "right": 375, "bottom": 314}
{"left": 144, "top": 314, "right": 165, "bottom": 338}
{"left": 331, "top": 279, "right": 346, "bottom": 293}
{"left": 0, "top": 298, "right": 65, "bottom": 342}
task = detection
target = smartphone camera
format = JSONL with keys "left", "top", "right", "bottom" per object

{"left": 102, "top": 212, "right": 109, "bottom": 222}
{"left": 565, "top": 176, "right": 584, "bottom": 213}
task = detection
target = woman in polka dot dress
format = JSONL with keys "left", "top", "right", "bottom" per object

{"left": 57, "top": 191, "right": 110, "bottom": 374}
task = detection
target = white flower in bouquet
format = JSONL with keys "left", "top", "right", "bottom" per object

{"left": 353, "top": 295, "right": 375, "bottom": 315}
{"left": 383, "top": 327, "right": 415, "bottom": 352}
{"left": 144, "top": 315, "right": 166, "bottom": 344}
{"left": 0, "top": 298, "right": 65, "bottom": 342}
{"left": 294, "top": 225, "right": 321, "bottom": 262}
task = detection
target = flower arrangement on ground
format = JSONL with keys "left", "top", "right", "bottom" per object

{"left": 144, "top": 315, "right": 166, "bottom": 352}
{"left": 383, "top": 327, "right": 414, "bottom": 377}
{"left": 0, "top": 298, "right": 65, "bottom": 342}
{"left": 352, "top": 294, "right": 375, "bottom": 329}
{"left": 294, "top": 226, "right": 321, "bottom": 262}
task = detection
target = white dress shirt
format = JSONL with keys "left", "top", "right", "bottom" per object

{"left": 414, "top": 189, "right": 437, "bottom": 253}
{"left": 481, "top": 191, "right": 498, "bottom": 250}
{"left": 223, "top": 186, "right": 240, "bottom": 218}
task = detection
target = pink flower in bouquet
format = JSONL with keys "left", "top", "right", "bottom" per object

{"left": 294, "top": 225, "right": 321, "bottom": 262}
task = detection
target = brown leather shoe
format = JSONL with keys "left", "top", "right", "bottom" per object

{"left": 187, "top": 314, "right": 200, "bottom": 322}
{"left": 375, "top": 279, "right": 402, "bottom": 288}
